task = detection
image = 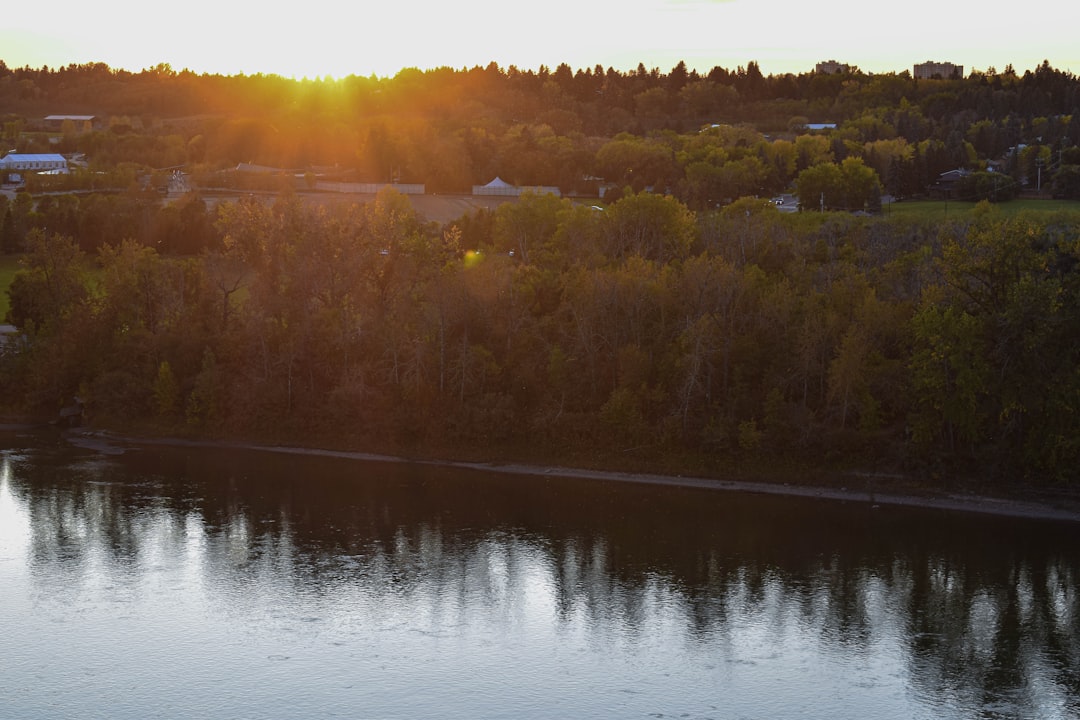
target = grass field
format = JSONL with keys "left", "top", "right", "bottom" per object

{"left": 883, "top": 198, "right": 1080, "bottom": 219}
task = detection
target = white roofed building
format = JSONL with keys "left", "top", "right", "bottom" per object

{"left": 0, "top": 153, "right": 69, "bottom": 174}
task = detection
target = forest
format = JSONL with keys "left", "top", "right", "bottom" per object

{"left": 3, "top": 59, "right": 1080, "bottom": 486}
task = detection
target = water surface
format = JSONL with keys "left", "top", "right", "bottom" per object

{"left": 1, "top": 433, "right": 1077, "bottom": 719}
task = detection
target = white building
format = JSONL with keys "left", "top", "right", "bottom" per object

{"left": 0, "top": 153, "right": 69, "bottom": 174}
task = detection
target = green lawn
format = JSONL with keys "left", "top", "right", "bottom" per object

{"left": 0, "top": 255, "right": 22, "bottom": 324}
{"left": 883, "top": 198, "right": 1080, "bottom": 219}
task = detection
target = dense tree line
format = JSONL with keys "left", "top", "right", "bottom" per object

{"left": 3, "top": 59, "right": 1080, "bottom": 204}
{"left": 0, "top": 188, "right": 213, "bottom": 255}
{"left": 4, "top": 57, "right": 1080, "bottom": 486}
{"left": 4, "top": 189, "right": 1080, "bottom": 486}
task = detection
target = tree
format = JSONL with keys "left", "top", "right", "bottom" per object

{"left": 186, "top": 347, "right": 222, "bottom": 427}
{"left": 153, "top": 360, "right": 180, "bottom": 416}
{"left": 1, "top": 209, "right": 17, "bottom": 254}
{"left": 839, "top": 156, "right": 883, "bottom": 211}
{"left": 601, "top": 191, "right": 697, "bottom": 263}
{"left": 681, "top": 161, "right": 725, "bottom": 210}
{"left": 7, "top": 192, "right": 34, "bottom": 251}
{"left": 793, "top": 134, "right": 834, "bottom": 171}
{"left": 954, "top": 171, "right": 1018, "bottom": 202}
{"left": 634, "top": 87, "right": 672, "bottom": 130}
{"left": 595, "top": 135, "right": 676, "bottom": 192}
{"left": 678, "top": 80, "right": 738, "bottom": 121}
{"left": 98, "top": 240, "right": 186, "bottom": 335}
{"left": 796, "top": 162, "right": 842, "bottom": 211}
{"left": 5, "top": 230, "right": 89, "bottom": 330}
{"left": 492, "top": 191, "right": 566, "bottom": 265}
{"left": 1050, "top": 164, "right": 1080, "bottom": 199}
{"left": 909, "top": 303, "right": 991, "bottom": 453}
{"left": 795, "top": 157, "right": 881, "bottom": 212}
{"left": 909, "top": 213, "right": 1080, "bottom": 481}
{"left": 734, "top": 61, "right": 765, "bottom": 101}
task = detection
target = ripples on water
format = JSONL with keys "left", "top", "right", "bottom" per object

{"left": 1, "top": 438, "right": 1078, "bottom": 719}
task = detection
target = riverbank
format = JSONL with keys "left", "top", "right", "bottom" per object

{"left": 50, "top": 427, "right": 1080, "bottom": 524}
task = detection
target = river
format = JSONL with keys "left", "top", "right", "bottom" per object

{"left": 1, "top": 430, "right": 1077, "bottom": 719}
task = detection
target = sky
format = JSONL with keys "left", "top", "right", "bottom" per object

{"left": 3, "top": 0, "right": 1078, "bottom": 80}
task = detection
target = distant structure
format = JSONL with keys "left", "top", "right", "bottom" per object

{"left": 233, "top": 163, "right": 425, "bottom": 194}
{"left": 43, "top": 115, "right": 101, "bottom": 132}
{"left": 914, "top": 61, "right": 963, "bottom": 79}
{"left": 0, "top": 324, "right": 21, "bottom": 355}
{"left": 815, "top": 60, "right": 852, "bottom": 75}
{"left": 0, "top": 153, "right": 69, "bottom": 180}
{"left": 472, "top": 176, "right": 560, "bottom": 198}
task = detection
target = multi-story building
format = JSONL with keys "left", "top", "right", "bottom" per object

{"left": 914, "top": 61, "right": 963, "bottom": 79}
{"left": 815, "top": 60, "right": 852, "bottom": 75}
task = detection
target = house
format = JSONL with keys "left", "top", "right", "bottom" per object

{"left": 930, "top": 168, "right": 971, "bottom": 198}
{"left": 0, "top": 153, "right": 69, "bottom": 181}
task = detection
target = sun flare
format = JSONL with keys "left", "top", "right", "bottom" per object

{"left": 3, "top": 0, "right": 1077, "bottom": 79}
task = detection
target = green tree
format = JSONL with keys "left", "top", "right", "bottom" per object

{"left": 796, "top": 162, "right": 843, "bottom": 211}
{"left": 601, "top": 191, "right": 697, "bottom": 262}
{"left": 98, "top": 240, "right": 185, "bottom": 334}
{"left": 153, "top": 360, "right": 180, "bottom": 416}
{"left": 5, "top": 230, "right": 89, "bottom": 330}
{"left": 954, "top": 171, "right": 1018, "bottom": 202}
{"left": 796, "top": 157, "right": 881, "bottom": 212}
{"left": 1050, "top": 164, "right": 1080, "bottom": 199}
{"left": 1, "top": 209, "right": 17, "bottom": 254}
{"left": 186, "top": 348, "right": 222, "bottom": 427}
{"left": 909, "top": 304, "right": 991, "bottom": 452}
{"left": 595, "top": 135, "right": 676, "bottom": 192}
{"left": 492, "top": 191, "right": 567, "bottom": 265}
{"left": 910, "top": 213, "right": 1080, "bottom": 481}
{"left": 793, "top": 134, "right": 833, "bottom": 171}
{"left": 838, "top": 156, "right": 883, "bottom": 211}
{"left": 678, "top": 80, "right": 738, "bottom": 120}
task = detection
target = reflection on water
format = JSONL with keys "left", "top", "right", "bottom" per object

{"left": 1, "top": 436, "right": 1078, "bottom": 719}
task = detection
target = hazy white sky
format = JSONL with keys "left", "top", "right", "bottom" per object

{"left": 3, "top": 0, "right": 1078, "bottom": 79}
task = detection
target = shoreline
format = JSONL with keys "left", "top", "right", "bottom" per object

{"left": 54, "top": 429, "right": 1080, "bottom": 524}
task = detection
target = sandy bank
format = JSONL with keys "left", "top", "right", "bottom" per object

{"left": 54, "top": 430, "right": 1080, "bottom": 524}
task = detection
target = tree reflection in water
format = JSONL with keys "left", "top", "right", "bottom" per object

{"left": 3, "top": 441, "right": 1078, "bottom": 719}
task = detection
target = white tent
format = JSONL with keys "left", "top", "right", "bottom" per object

{"left": 473, "top": 177, "right": 517, "bottom": 195}
{"left": 472, "top": 176, "right": 560, "bottom": 197}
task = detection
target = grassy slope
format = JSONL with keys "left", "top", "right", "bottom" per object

{"left": 884, "top": 198, "right": 1080, "bottom": 219}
